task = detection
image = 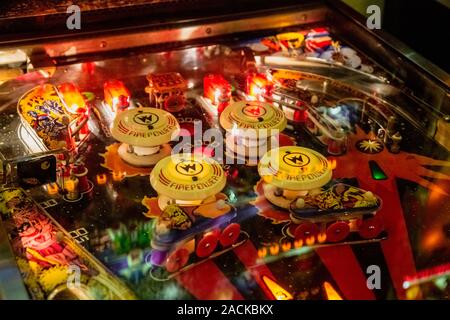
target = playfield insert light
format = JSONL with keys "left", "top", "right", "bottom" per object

{"left": 246, "top": 73, "right": 272, "bottom": 100}
{"left": 261, "top": 275, "right": 293, "bottom": 300}
{"left": 203, "top": 74, "right": 231, "bottom": 112}
{"left": 323, "top": 281, "right": 343, "bottom": 300}
{"left": 58, "top": 83, "right": 87, "bottom": 114}
{"left": 104, "top": 80, "right": 131, "bottom": 114}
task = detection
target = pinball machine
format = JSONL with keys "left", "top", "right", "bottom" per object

{"left": 0, "top": 0, "right": 449, "bottom": 300}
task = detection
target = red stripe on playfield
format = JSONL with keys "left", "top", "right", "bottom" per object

{"left": 316, "top": 246, "right": 376, "bottom": 300}
{"left": 374, "top": 181, "right": 416, "bottom": 299}
{"left": 176, "top": 260, "right": 244, "bottom": 300}
{"left": 234, "top": 240, "right": 277, "bottom": 300}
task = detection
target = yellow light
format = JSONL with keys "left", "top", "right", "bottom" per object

{"left": 47, "top": 183, "right": 59, "bottom": 195}
{"left": 323, "top": 281, "right": 343, "bottom": 300}
{"left": 96, "top": 174, "right": 107, "bottom": 185}
{"left": 58, "top": 83, "right": 87, "bottom": 114}
{"left": 406, "top": 286, "right": 421, "bottom": 300}
{"left": 262, "top": 275, "right": 293, "bottom": 300}
{"left": 64, "top": 179, "right": 76, "bottom": 192}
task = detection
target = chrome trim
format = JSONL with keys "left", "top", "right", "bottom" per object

{"left": 325, "top": 0, "right": 449, "bottom": 115}
{"left": 1, "top": 5, "right": 326, "bottom": 59}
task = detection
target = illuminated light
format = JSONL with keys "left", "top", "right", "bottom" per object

{"left": 112, "top": 171, "right": 125, "bottom": 181}
{"left": 47, "top": 183, "right": 59, "bottom": 195}
{"left": 329, "top": 159, "right": 337, "bottom": 170}
{"left": 317, "top": 232, "right": 327, "bottom": 243}
{"left": 434, "top": 277, "right": 447, "bottom": 290}
{"left": 262, "top": 275, "right": 293, "bottom": 300}
{"left": 258, "top": 247, "right": 267, "bottom": 258}
{"left": 305, "top": 236, "right": 315, "bottom": 246}
{"left": 323, "top": 281, "right": 343, "bottom": 300}
{"left": 329, "top": 106, "right": 342, "bottom": 116}
{"left": 369, "top": 160, "right": 388, "bottom": 180}
{"left": 81, "top": 62, "right": 96, "bottom": 75}
{"left": 104, "top": 80, "right": 131, "bottom": 113}
{"left": 281, "top": 242, "right": 291, "bottom": 252}
{"left": 58, "top": 83, "right": 87, "bottom": 114}
{"left": 406, "top": 286, "right": 421, "bottom": 300}
{"left": 293, "top": 109, "right": 307, "bottom": 123}
{"left": 269, "top": 244, "right": 279, "bottom": 255}
{"left": 422, "top": 230, "right": 442, "bottom": 250}
{"left": 402, "top": 281, "right": 410, "bottom": 290}
{"left": 64, "top": 179, "right": 76, "bottom": 192}
{"left": 294, "top": 239, "right": 303, "bottom": 248}
{"left": 246, "top": 73, "right": 272, "bottom": 99}
{"left": 203, "top": 74, "right": 231, "bottom": 111}
{"left": 403, "top": 263, "right": 450, "bottom": 289}
{"left": 96, "top": 174, "right": 107, "bottom": 185}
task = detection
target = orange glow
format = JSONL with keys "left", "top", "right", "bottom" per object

{"left": 294, "top": 239, "right": 303, "bottom": 248}
{"left": 317, "top": 233, "right": 327, "bottom": 243}
{"left": 262, "top": 276, "right": 293, "bottom": 300}
{"left": 269, "top": 243, "right": 279, "bottom": 255}
{"left": 203, "top": 74, "right": 231, "bottom": 108}
{"left": 257, "top": 247, "right": 267, "bottom": 258}
{"left": 47, "top": 183, "right": 59, "bottom": 195}
{"left": 305, "top": 236, "right": 316, "bottom": 246}
{"left": 96, "top": 174, "right": 107, "bottom": 185}
{"left": 58, "top": 83, "right": 87, "bottom": 114}
{"left": 281, "top": 242, "right": 291, "bottom": 252}
{"left": 112, "top": 171, "right": 125, "bottom": 182}
{"left": 64, "top": 179, "right": 76, "bottom": 192}
{"left": 323, "top": 281, "right": 343, "bottom": 300}
{"left": 422, "top": 229, "right": 443, "bottom": 250}
{"left": 104, "top": 80, "right": 130, "bottom": 112}
{"left": 329, "top": 159, "right": 337, "bottom": 170}
{"left": 246, "top": 73, "right": 272, "bottom": 99}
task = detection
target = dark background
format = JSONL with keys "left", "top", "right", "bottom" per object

{"left": 350, "top": 0, "right": 450, "bottom": 73}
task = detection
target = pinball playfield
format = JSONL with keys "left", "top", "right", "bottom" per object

{"left": 0, "top": 2, "right": 449, "bottom": 301}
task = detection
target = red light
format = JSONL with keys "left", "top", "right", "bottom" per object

{"left": 246, "top": 73, "right": 272, "bottom": 100}
{"left": 203, "top": 74, "right": 231, "bottom": 112}
{"left": 293, "top": 109, "right": 307, "bottom": 123}
{"left": 58, "top": 83, "right": 87, "bottom": 114}
{"left": 104, "top": 80, "right": 131, "bottom": 113}
{"left": 81, "top": 62, "right": 95, "bottom": 75}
